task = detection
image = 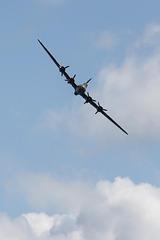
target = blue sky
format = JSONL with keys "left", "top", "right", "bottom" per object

{"left": 1, "top": 0, "right": 160, "bottom": 239}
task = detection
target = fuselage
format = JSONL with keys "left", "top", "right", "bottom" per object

{"left": 74, "top": 83, "right": 87, "bottom": 95}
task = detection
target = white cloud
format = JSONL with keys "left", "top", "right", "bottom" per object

{"left": 2, "top": 177, "right": 160, "bottom": 239}
{"left": 0, "top": 213, "right": 34, "bottom": 240}
{"left": 78, "top": 177, "right": 160, "bottom": 240}
{"left": 24, "top": 212, "right": 81, "bottom": 239}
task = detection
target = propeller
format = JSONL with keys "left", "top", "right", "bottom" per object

{"left": 84, "top": 92, "right": 96, "bottom": 104}
{"left": 95, "top": 102, "right": 107, "bottom": 114}
{"left": 59, "top": 65, "right": 69, "bottom": 76}
{"left": 65, "top": 74, "right": 76, "bottom": 84}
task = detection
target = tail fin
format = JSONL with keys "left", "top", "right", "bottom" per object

{"left": 86, "top": 78, "right": 92, "bottom": 84}
{"left": 83, "top": 78, "right": 92, "bottom": 88}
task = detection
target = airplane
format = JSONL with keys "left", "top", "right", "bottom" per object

{"left": 38, "top": 39, "right": 128, "bottom": 135}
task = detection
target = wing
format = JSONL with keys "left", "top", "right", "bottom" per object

{"left": 38, "top": 39, "right": 77, "bottom": 89}
{"left": 100, "top": 110, "right": 128, "bottom": 135}
{"left": 81, "top": 92, "right": 128, "bottom": 135}
{"left": 38, "top": 39, "right": 61, "bottom": 68}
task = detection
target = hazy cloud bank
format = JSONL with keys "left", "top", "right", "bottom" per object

{"left": 3, "top": 177, "right": 160, "bottom": 240}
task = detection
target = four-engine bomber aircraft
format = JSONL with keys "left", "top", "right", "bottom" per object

{"left": 38, "top": 40, "right": 128, "bottom": 135}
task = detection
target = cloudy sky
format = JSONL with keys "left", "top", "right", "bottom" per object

{"left": 1, "top": 0, "right": 160, "bottom": 239}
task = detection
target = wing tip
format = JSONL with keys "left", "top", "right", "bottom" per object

{"left": 121, "top": 128, "right": 128, "bottom": 135}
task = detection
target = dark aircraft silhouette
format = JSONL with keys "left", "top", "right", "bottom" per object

{"left": 38, "top": 39, "right": 128, "bottom": 135}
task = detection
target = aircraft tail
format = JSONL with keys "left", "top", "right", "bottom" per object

{"left": 86, "top": 78, "right": 92, "bottom": 84}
